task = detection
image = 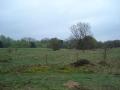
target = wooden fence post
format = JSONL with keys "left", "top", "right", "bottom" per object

{"left": 45, "top": 54, "right": 48, "bottom": 65}
{"left": 75, "top": 52, "right": 79, "bottom": 62}
{"left": 103, "top": 47, "right": 107, "bottom": 61}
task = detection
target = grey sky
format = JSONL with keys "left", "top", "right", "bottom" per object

{"left": 0, "top": 0, "right": 120, "bottom": 41}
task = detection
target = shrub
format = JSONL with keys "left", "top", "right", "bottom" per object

{"left": 49, "top": 38, "right": 63, "bottom": 51}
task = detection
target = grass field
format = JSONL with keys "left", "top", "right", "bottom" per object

{"left": 0, "top": 48, "right": 120, "bottom": 90}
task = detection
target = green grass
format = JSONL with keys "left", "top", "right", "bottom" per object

{"left": 0, "top": 48, "right": 120, "bottom": 90}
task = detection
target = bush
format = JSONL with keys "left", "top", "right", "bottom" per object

{"left": 49, "top": 38, "right": 63, "bottom": 51}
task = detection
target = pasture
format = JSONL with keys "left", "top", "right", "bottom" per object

{"left": 0, "top": 48, "right": 120, "bottom": 90}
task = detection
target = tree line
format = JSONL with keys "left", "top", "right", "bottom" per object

{"left": 0, "top": 22, "right": 120, "bottom": 50}
{"left": 0, "top": 34, "right": 120, "bottom": 50}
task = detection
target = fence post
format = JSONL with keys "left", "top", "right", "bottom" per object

{"left": 103, "top": 47, "right": 107, "bottom": 61}
{"left": 45, "top": 54, "right": 48, "bottom": 65}
{"left": 75, "top": 51, "right": 79, "bottom": 62}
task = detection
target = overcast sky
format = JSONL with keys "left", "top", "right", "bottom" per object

{"left": 0, "top": 0, "right": 120, "bottom": 41}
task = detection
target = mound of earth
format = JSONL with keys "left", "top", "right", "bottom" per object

{"left": 70, "top": 59, "right": 92, "bottom": 67}
{"left": 64, "top": 80, "right": 90, "bottom": 90}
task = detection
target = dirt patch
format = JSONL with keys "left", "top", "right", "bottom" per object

{"left": 64, "top": 80, "right": 90, "bottom": 90}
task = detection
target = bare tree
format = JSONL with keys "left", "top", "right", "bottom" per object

{"left": 71, "top": 22, "right": 91, "bottom": 40}
{"left": 70, "top": 22, "right": 93, "bottom": 50}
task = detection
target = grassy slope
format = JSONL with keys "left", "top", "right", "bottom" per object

{"left": 0, "top": 48, "right": 120, "bottom": 90}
